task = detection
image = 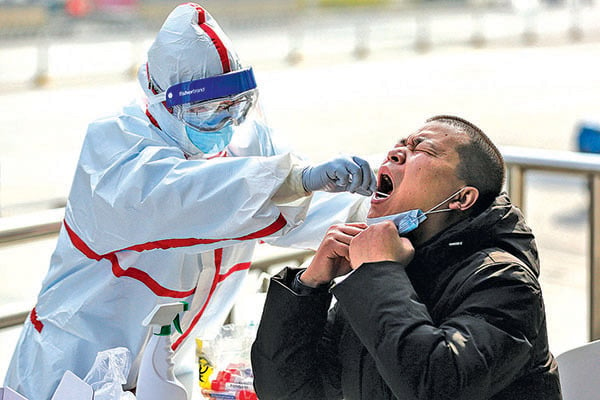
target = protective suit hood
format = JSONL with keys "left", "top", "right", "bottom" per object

{"left": 138, "top": 2, "right": 242, "bottom": 156}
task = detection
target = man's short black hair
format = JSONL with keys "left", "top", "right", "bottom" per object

{"left": 426, "top": 115, "right": 505, "bottom": 215}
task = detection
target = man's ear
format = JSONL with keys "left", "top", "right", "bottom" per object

{"left": 449, "top": 186, "right": 479, "bottom": 211}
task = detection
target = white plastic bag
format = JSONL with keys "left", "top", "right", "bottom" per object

{"left": 83, "top": 347, "right": 136, "bottom": 400}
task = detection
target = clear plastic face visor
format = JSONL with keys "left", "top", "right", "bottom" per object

{"left": 151, "top": 67, "right": 258, "bottom": 132}
{"left": 176, "top": 89, "right": 257, "bottom": 132}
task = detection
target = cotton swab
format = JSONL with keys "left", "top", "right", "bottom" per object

{"left": 374, "top": 191, "right": 390, "bottom": 198}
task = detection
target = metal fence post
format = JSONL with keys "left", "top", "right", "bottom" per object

{"left": 568, "top": 0, "right": 583, "bottom": 41}
{"left": 354, "top": 22, "right": 370, "bottom": 59}
{"left": 286, "top": 13, "right": 304, "bottom": 65}
{"left": 34, "top": 34, "right": 50, "bottom": 87}
{"left": 519, "top": 4, "right": 538, "bottom": 45}
{"left": 470, "top": 4, "right": 486, "bottom": 48}
{"left": 507, "top": 164, "right": 525, "bottom": 211}
{"left": 414, "top": 10, "right": 431, "bottom": 52}
{"left": 589, "top": 173, "right": 600, "bottom": 340}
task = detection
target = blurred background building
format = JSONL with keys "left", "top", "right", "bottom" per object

{"left": 1, "top": 0, "right": 599, "bottom": 385}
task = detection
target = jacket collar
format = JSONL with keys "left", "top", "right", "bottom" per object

{"left": 406, "top": 193, "right": 540, "bottom": 298}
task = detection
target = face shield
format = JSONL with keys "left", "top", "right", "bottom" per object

{"left": 164, "top": 67, "right": 257, "bottom": 132}
{"left": 176, "top": 89, "right": 258, "bottom": 132}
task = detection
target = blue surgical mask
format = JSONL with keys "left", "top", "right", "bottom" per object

{"left": 366, "top": 187, "right": 466, "bottom": 236}
{"left": 366, "top": 209, "right": 427, "bottom": 235}
{"left": 186, "top": 123, "right": 235, "bottom": 154}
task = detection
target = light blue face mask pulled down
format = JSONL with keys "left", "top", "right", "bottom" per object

{"left": 186, "top": 123, "right": 235, "bottom": 154}
{"left": 366, "top": 209, "right": 427, "bottom": 235}
{"left": 366, "top": 187, "right": 466, "bottom": 236}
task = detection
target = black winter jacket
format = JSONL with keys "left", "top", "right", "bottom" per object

{"left": 251, "top": 194, "right": 562, "bottom": 400}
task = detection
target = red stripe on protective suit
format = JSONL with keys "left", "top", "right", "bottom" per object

{"left": 118, "top": 213, "right": 287, "bottom": 253}
{"left": 207, "top": 150, "right": 228, "bottom": 159}
{"left": 63, "top": 214, "right": 286, "bottom": 297}
{"left": 186, "top": 2, "right": 231, "bottom": 73}
{"left": 145, "top": 108, "right": 161, "bottom": 130}
{"left": 172, "top": 248, "right": 224, "bottom": 350}
{"left": 218, "top": 262, "right": 251, "bottom": 282}
{"left": 64, "top": 222, "right": 102, "bottom": 261}
{"left": 63, "top": 222, "right": 194, "bottom": 298}
{"left": 185, "top": 2, "right": 205, "bottom": 23}
{"left": 30, "top": 307, "right": 43, "bottom": 333}
{"left": 107, "top": 252, "right": 196, "bottom": 298}
{"left": 171, "top": 250, "right": 253, "bottom": 351}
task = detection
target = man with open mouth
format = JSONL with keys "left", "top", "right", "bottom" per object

{"left": 251, "top": 115, "right": 562, "bottom": 400}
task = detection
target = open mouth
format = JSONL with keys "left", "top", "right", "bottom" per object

{"left": 374, "top": 173, "right": 393, "bottom": 199}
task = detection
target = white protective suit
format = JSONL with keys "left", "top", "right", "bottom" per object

{"left": 3, "top": 4, "right": 369, "bottom": 400}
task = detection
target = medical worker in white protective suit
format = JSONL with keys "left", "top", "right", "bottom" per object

{"left": 4, "top": 3, "right": 376, "bottom": 400}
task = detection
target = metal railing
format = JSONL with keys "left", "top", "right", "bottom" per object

{"left": 1, "top": 0, "right": 597, "bottom": 89}
{"left": 502, "top": 145, "right": 600, "bottom": 340}
{"left": 2, "top": 145, "right": 600, "bottom": 340}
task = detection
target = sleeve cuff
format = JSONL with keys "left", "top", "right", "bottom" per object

{"left": 291, "top": 269, "right": 331, "bottom": 296}
{"left": 271, "top": 159, "right": 311, "bottom": 204}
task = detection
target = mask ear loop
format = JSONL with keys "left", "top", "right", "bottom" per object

{"left": 424, "top": 186, "right": 466, "bottom": 216}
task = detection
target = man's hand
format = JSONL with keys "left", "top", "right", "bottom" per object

{"left": 300, "top": 223, "right": 367, "bottom": 287}
{"left": 349, "top": 221, "right": 415, "bottom": 269}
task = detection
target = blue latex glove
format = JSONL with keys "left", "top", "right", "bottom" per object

{"left": 302, "top": 155, "right": 376, "bottom": 196}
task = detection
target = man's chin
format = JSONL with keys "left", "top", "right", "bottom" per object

{"left": 367, "top": 208, "right": 389, "bottom": 219}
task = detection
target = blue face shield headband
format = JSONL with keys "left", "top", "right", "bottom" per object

{"left": 165, "top": 67, "right": 257, "bottom": 108}
{"left": 366, "top": 187, "right": 466, "bottom": 235}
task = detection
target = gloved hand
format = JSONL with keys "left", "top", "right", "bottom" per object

{"left": 302, "top": 155, "right": 376, "bottom": 196}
